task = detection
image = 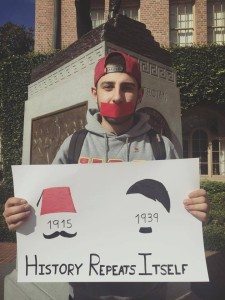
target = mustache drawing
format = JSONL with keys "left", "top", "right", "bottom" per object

{"left": 139, "top": 227, "right": 152, "bottom": 234}
{"left": 43, "top": 231, "right": 77, "bottom": 239}
{"left": 126, "top": 179, "right": 171, "bottom": 213}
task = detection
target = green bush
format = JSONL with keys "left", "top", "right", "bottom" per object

{"left": 201, "top": 180, "right": 225, "bottom": 251}
{"left": 0, "top": 52, "right": 54, "bottom": 196}
{"left": 170, "top": 45, "right": 225, "bottom": 110}
{"left": 203, "top": 225, "right": 225, "bottom": 251}
{"left": 0, "top": 22, "right": 34, "bottom": 60}
{"left": 0, "top": 52, "right": 54, "bottom": 241}
{"left": 201, "top": 180, "right": 225, "bottom": 195}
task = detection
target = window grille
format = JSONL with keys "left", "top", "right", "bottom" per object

{"left": 91, "top": 9, "right": 105, "bottom": 28}
{"left": 121, "top": 7, "right": 139, "bottom": 21}
{"left": 208, "top": 1, "right": 225, "bottom": 44}
{"left": 170, "top": 3, "right": 194, "bottom": 46}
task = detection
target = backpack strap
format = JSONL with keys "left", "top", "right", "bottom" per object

{"left": 68, "top": 129, "right": 88, "bottom": 164}
{"left": 148, "top": 129, "right": 166, "bottom": 160}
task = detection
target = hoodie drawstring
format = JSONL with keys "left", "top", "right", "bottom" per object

{"left": 103, "top": 134, "right": 131, "bottom": 163}
{"left": 104, "top": 134, "right": 109, "bottom": 163}
{"left": 126, "top": 137, "right": 131, "bottom": 162}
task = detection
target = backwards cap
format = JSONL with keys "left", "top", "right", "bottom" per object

{"left": 94, "top": 51, "right": 141, "bottom": 87}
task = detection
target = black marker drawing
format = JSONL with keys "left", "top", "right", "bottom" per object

{"left": 43, "top": 231, "right": 77, "bottom": 239}
{"left": 126, "top": 179, "right": 171, "bottom": 234}
{"left": 139, "top": 227, "right": 152, "bottom": 234}
{"left": 37, "top": 187, "right": 78, "bottom": 239}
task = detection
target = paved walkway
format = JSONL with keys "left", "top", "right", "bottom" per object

{"left": 0, "top": 243, "right": 17, "bottom": 300}
{"left": 0, "top": 243, "right": 16, "bottom": 264}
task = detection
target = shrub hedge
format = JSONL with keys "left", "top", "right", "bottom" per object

{"left": 201, "top": 181, "right": 225, "bottom": 251}
{"left": 0, "top": 53, "right": 53, "bottom": 198}
{"left": 0, "top": 52, "right": 53, "bottom": 241}
{"left": 170, "top": 44, "right": 225, "bottom": 110}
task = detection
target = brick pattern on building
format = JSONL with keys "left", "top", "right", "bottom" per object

{"left": 35, "top": 0, "right": 213, "bottom": 52}
{"left": 35, "top": 0, "right": 55, "bottom": 52}
{"left": 140, "top": 0, "right": 170, "bottom": 48}
{"left": 195, "top": 0, "right": 208, "bottom": 44}
{"left": 61, "top": 0, "right": 77, "bottom": 49}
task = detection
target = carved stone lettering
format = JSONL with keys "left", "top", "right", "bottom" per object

{"left": 143, "top": 87, "right": 168, "bottom": 103}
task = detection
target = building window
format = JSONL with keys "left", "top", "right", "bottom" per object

{"left": 211, "top": 139, "right": 225, "bottom": 175}
{"left": 212, "top": 139, "right": 220, "bottom": 174}
{"left": 121, "top": 7, "right": 139, "bottom": 21}
{"left": 183, "top": 129, "right": 225, "bottom": 176}
{"left": 91, "top": 9, "right": 105, "bottom": 28}
{"left": 192, "top": 129, "right": 208, "bottom": 175}
{"left": 208, "top": 1, "right": 225, "bottom": 44}
{"left": 170, "top": 3, "right": 194, "bottom": 46}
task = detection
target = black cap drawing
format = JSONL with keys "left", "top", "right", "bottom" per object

{"left": 126, "top": 179, "right": 171, "bottom": 234}
{"left": 126, "top": 179, "right": 170, "bottom": 212}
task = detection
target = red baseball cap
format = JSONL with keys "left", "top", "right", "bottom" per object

{"left": 94, "top": 51, "right": 141, "bottom": 87}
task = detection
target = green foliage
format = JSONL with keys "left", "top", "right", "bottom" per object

{"left": 0, "top": 22, "right": 34, "bottom": 60}
{"left": 201, "top": 180, "right": 225, "bottom": 195}
{"left": 0, "top": 53, "right": 53, "bottom": 197}
{"left": 201, "top": 180, "right": 225, "bottom": 251}
{"left": 203, "top": 225, "right": 225, "bottom": 251}
{"left": 0, "top": 183, "right": 15, "bottom": 242}
{"left": 0, "top": 52, "right": 54, "bottom": 241}
{"left": 170, "top": 45, "right": 225, "bottom": 110}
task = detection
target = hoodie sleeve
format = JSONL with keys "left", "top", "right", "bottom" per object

{"left": 162, "top": 136, "right": 180, "bottom": 159}
{"left": 52, "top": 135, "right": 72, "bottom": 164}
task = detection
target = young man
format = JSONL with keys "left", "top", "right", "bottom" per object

{"left": 3, "top": 51, "right": 208, "bottom": 299}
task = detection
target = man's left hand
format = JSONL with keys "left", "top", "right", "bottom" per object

{"left": 183, "top": 189, "right": 209, "bottom": 223}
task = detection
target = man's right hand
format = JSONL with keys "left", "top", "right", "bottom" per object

{"left": 3, "top": 197, "right": 31, "bottom": 231}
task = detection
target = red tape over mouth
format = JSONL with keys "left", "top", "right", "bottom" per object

{"left": 100, "top": 102, "right": 135, "bottom": 118}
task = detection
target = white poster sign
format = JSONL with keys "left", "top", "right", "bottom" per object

{"left": 14, "top": 158, "right": 209, "bottom": 282}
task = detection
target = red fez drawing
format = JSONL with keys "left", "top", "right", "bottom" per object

{"left": 37, "top": 187, "right": 76, "bottom": 215}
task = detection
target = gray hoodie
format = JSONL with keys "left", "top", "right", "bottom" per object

{"left": 53, "top": 109, "right": 177, "bottom": 299}
{"left": 53, "top": 109, "right": 178, "bottom": 164}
